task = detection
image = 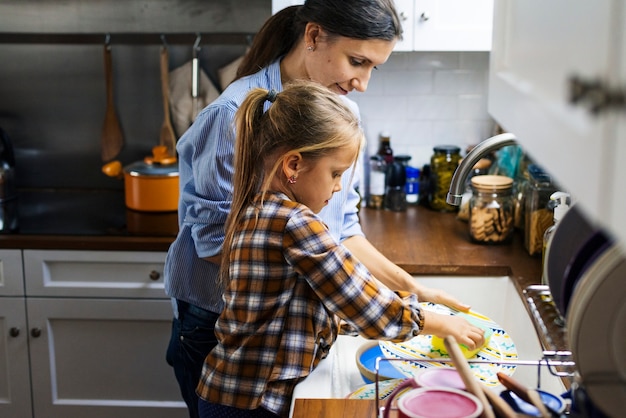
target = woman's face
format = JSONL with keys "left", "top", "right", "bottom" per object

{"left": 305, "top": 32, "right": 396, "bottom": 95}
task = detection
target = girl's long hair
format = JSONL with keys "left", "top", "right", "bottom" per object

{"left": 220, "top": 80, "right": 364, "bottom": 286}
{"left": 236, "top": 0, "right": 402, "bottom": 80}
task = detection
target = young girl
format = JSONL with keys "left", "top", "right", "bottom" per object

{"left": 196, "top": 81, "right": 485, "bottom": 418}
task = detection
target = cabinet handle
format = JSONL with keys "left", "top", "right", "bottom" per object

{"left": 9, "top": 327, "right": 20, "bottom": 337}
{"left": 420, "top": 12, "right": 430, "bottom": 21}
{"left": 399, "top": 11, "right": 409, "bottom": 22}
{"left": 149, "top": 270, "right": 161, "bottom": 281}
{"left": 31, "top": 328, "right": 42, "bottom": 338}
{"left": 568, "top": 75, "right": 626, "bottom": 115}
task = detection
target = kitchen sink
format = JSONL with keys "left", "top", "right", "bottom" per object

{"left": 290, "top": 276, "right": 567, "bottom": 415}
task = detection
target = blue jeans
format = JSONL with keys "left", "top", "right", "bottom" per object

{"left": 166, "top": 300, "right": 220, "bottom": 418}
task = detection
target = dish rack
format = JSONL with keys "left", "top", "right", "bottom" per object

{"left": 373, "top": 285, "right": 578, "bottom": 416}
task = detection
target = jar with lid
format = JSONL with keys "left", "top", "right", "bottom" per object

{"left": 368, "top": 155, "right": 386, "bottom": 209}
{"left": 469, "top": 175, "right": 515, "bottom": 244}
{"left": 428, "top": 145, "right": 462, "bottom": 212}
{"left": 524, "top": 164, "right": 558, "bottom": 256}
{"left": 384, "top": 158, "right": 407, "bottom": 211}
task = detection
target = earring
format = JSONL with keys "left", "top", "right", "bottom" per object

{"left": 306, "top": 45, "right": 314, "bottom": 51}
{"left": 287, "top": 175, "right": 297, "bottom": 184}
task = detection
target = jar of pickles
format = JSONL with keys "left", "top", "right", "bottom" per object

{"left": 469, "top": 175, "right": 515, "bottom": 244}
{"left": 428, "top": 145, "right": 461, "bottom": 212}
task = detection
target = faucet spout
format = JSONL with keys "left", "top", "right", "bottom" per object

{"left": 446, "top": 133, "right": 517, "bottom": 206}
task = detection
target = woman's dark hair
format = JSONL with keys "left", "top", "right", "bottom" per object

{"left": 236, "top": 0, "right": 402, "bottom": 79}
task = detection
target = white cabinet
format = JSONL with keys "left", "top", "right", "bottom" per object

{"left": 0, "top": 250, "right": 186, "bottom": 418}
{"left": 394, "top": 0, "right": 493, "bottom": 51}
{"left": 0, "top": 298, "right": 31, "bottom": 417}
{"left": 271, "top": 0, "right": 493, "bottom": 52}
{"left": 488, "top": 0, "right": 626, "bottom": 247}
{"left": 0, "top": 250, "right": 31, "bottom": 417}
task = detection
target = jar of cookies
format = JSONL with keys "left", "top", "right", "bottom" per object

{"left": 469, "top": 175, "right": 515, "bottom": 244}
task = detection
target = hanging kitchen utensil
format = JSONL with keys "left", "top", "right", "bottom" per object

{"left": 159, "top": 42, "right": 177, "bottom": 158}
{"left": 168, "top": 37, "right": 219, "bottom": 138}
{"left": 191, "top": 34, "right": 201, "bottom": 121}
{"left": 101, "top": 40, "right": 124, "bottom": 162}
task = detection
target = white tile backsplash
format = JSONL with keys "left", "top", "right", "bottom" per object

{"left": 350, "top": 51, "right": 495, "bottom": 170}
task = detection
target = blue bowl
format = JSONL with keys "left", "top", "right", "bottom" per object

{"left": 500, "top": 389, "right": 566, "bottom": 416}
{"left": 356, "top": 341, "right": 406, "bottom": 384}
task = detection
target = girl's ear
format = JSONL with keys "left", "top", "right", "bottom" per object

{"left": 281, "top": 151, "right": 302, "bottom": 179}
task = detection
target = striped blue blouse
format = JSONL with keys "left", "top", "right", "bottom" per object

{"left": 164, "top": 60, "right": 365, "bottom": 314}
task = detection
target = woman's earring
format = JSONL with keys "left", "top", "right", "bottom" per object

{"left": 306, "top": 45, "right": 314, "bottom": 51}
{"left": 288, "top": 175, "right": 297, "bottom": 184}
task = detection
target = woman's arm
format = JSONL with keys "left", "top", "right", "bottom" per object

{"left": 342, "top": 235, "right": 471, "bottom": 312}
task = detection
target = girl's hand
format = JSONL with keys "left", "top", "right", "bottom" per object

{"left": 422, "top": 311, "right": 485, "bottom": 351}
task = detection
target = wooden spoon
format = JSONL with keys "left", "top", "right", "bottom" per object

{"left": 444, "top": 335, "right": 495, "bottom": 418}
{"left": 101, "top": 45, "right": 124, "bottom": 162}
{"left": 159, "top": 46, "right": 177, "bottom": 158}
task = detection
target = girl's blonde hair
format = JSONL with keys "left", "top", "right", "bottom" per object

{"left": 220, "top": 80, "right": 365, "bottom": 285}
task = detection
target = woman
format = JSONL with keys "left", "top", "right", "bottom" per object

{"left": 197, "top": 81, "right": 484, "bottom": 418}
{"left": 164, "top": 2, "right": 472, "bottom": 416}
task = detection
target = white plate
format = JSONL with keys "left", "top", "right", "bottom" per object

{"left": 566, "top": 243, "right": 626, "bottom": 417}
{"left": 379, "top": 303, "right": 518, "bottom": 387}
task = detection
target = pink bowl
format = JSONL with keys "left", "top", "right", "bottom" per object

{"left": 397, "top": 387, "right": 483, "bottom": 418}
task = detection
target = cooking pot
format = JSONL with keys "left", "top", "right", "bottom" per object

{"left": 102, "top": 146, "right": 179, "bottom": 212}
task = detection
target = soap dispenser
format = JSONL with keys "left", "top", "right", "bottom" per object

{"left": 541, "top": 191, "right": 570, "bottom": 285}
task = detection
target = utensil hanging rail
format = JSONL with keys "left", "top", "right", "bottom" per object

{"left": 0, "top": 32, "right": 255, "bottom": 45}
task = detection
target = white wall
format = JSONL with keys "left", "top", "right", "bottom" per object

{"left": 351, "top": 51, "right": 495, "bottom": 170}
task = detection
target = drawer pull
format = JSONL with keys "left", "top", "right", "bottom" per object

{"left": 149, "top": 270, "right": 161, "bottom": 281}
{"left": 31, "top": 328, "right": 42, "bottom": 338}
{"left": 9, "top": 327, "right": 20, "bottom": 337}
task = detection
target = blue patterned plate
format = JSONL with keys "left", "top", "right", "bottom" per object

{"left": 379, "top": 302, "right": 518, "bottom": 387}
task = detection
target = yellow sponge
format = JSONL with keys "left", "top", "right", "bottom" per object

{"left": 431, "top": 312, "right": 493, "bottom": 359}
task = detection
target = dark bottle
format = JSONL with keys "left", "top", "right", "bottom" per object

{"left": 376, "top": 132, "right": 394, "bottom": 164}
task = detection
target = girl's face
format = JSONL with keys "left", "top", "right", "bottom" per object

{"left": 305, "top": 31, "right": 396, "bottom": 95}
{"left": 291, "top": 144, "right": 358, "bottom": 213}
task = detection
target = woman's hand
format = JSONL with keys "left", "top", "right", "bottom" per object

{"left": 414, "top": 284, "right": 471, "bottom": 312}
{"left": 422, "top": 311, "right": 485, "bottom": 351}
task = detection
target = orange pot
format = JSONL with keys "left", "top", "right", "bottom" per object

{"left": 102, "top": 146, "right": 179, "bottom": 212}
{"left": 123, "top": 159, "right": 179, "bottom": 212}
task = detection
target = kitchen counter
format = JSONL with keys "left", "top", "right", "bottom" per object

{"left": 0, "top": 191, "right": 566, "bottom": 351}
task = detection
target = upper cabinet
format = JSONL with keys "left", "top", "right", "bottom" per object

{"left": 394, "top": 0, "right": 493, "bottom": 51}
{"left": 488, "top": 0, "right": 626, "bottom": 247}
{"left": 271, "top": 0, "right": 493, "bottom": 51}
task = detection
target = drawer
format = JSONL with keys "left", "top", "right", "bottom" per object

{"left": 23, "top": 250, "right": 168, "bottom": 298}
{"left": 0, "top": 249, "right": 24, "bottom": 296}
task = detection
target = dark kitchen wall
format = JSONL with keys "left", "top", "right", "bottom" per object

{"left": 0, "top": 0, "right": 270, "bottom": 190}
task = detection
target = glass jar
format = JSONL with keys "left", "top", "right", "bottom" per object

{"left": 469, "top": 175, "right": 515, "bottom": 244}
{"left": 428, "top": 145, "right": 462, "bottom": 212}
{"left": 368, "top": 155, "right": 386, "bottom": 209}
{"left": 524, "top": 164, "right": 558, "bottom": 256}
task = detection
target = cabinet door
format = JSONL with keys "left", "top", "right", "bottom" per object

{"left": 412, "top": 0, "right": 493, "bottom": 51}
{"left": 0, "top": 297, "right": 32, "bottom": 418}
{"left": 393, "top": 0, "right": 415, "bottom": 51}
{"left": 0, "top": 249, "right": 24, "bottom": 296}
{"left": 24, "top": 250, "right": 167, "bottom": 299}
{"left": 488, "top": 0, "right": 623, "bottom": 243}
{"left": 27, "top": 297, "right": 186, "bottom": 418}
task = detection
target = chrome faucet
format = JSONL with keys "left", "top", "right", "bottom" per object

{"left": 446, "top": 133, "right": 518, "bottom": 205}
